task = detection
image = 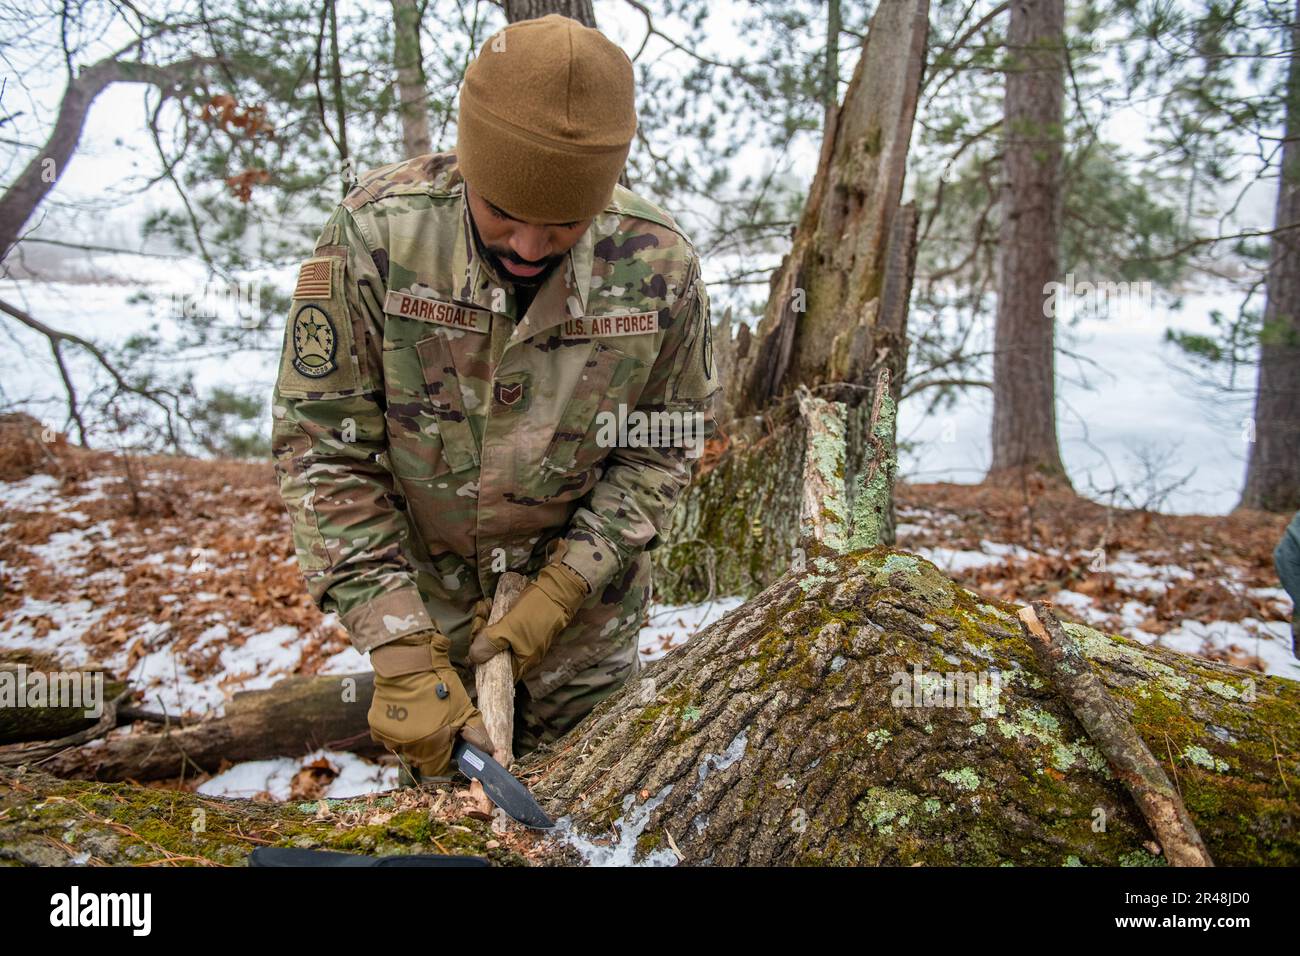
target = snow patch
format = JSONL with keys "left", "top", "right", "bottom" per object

{"left": 553, "top": 784, "right": 677, "bottom": 866}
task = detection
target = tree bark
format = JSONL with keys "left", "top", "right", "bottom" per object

{"left": 4, "top": 547, "right": 1297, "bottom": 865}
{"left": 503, "top": 0, "right": 595, "bottom": 26}
{"left": 658, "top": 1, "right": 926, "bottom": 605}
{"left": 391, "top": 0, "right": 433, "bottom": 158}
{"left": 987, "top": 0, "right": 1070, "bottom": 483}
{"left": 1239, "top": 0, "right": 1300, "bottom": 513}
{"left": 732, "top": 0, "right": 927, "bottom": 417}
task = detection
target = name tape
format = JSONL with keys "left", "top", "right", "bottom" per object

{"left": 384, "top": 290, "right": 660, "bottom": 340}
{"left": 560, "top": 312, "right": 660, "bottom": 338}
{"left": 384, "top": 290, "right": 490, "bottom": 333}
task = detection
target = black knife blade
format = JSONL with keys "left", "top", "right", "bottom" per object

{"left": 448, "top": 739, "right": 554, "bottom": 830}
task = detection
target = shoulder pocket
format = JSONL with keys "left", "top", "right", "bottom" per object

{"left": 669, "top": 274, "right": 719, "bottom": 404}
{"left": 383, "top": 333, "right": 480, "bottom": 479}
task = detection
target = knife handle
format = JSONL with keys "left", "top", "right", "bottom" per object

{"left": 476, "top": 571, "right": 527, "bottom": 767}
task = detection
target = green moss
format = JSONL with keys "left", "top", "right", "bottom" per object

{"left": 636, "top": 829, "right": 664, "bottom": 854}
{"left": 939, "top": 768, "right": 981, "bottom": 792}
{"left": 3, "top": 772, "right": 525, "bottom": 866}
{"left": 1119, "top": 849, "right": 1167, "bottom": 867}
{"left": 855, "top": 788, "right": 921, "bottom": 835}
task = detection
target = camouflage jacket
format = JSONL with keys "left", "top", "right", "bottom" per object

{"left": 271, "top": 152, "right": 720, "bottom": 657}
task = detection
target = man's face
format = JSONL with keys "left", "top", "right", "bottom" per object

{"left": 464, "top": 183, "right": 593, "bottom": 287}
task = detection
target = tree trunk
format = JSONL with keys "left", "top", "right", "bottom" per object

{"left": 0, "top": 57, "right": 204, "bottom": 262}
{"left": 658, "top": 1, "right": 927, "bottom": 604}
{"left": 391, "top": 0, "right": 432, "bottom": 158}
{"left": 1239, "top": 0, "right": 1300, "bottom": 513}
{"left": 732, "top": 0, "right": 927, "bottom": 417}
{"left": 530, "top": 546, "right": 1299, "bottom": 865}
{"left": 4, "top": 547, "right": 1297, "bottom": 865}
{"left": 987, "top": 0, "right": 1070, "bottom": 483}
{"left": 503, "top": 0, "right": 595, "bottom": 26}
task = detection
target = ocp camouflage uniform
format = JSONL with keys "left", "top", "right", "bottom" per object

{"left": 271, "top": 151, "right": 720, "bottom": 755}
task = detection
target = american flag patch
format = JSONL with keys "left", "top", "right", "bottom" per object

{"left": 294, "top": 258, "right": 333, "bottom": 299}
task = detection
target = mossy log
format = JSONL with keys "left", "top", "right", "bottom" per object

{"left": 528, "top": 547, "right": 1298, "bottom": 866}
{"left": 0, "top": 764, "right": 574, "bottom": 866}
{"left": 0, "top": 666, "right": 130, "bottom": 746}
{"left": 2, "top": 547, "right": 1296, "bottom": 866}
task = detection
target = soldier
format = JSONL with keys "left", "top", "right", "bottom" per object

{"left": 270, "top": 14, "right": 720, "bottom": 782}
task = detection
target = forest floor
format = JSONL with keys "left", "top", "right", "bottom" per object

{"left": 1, "top": 423, "right": 1295, "bottom": 803}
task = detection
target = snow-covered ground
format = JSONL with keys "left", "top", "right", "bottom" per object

{"left": 0, "top": 465, "right": 746, "bottom": 799}
{"left": 5, "top": 463, "right": 1294, "bottom": 801}
{"left": 897, "top": 503, "right": 1299, "bottom": 683}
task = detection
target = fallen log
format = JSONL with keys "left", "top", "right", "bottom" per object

{"left": 0, "top": 664, "right": 130, "bottom": 746}
{"left": 38, "top": 671, "right": 382, "bottom": 782}
{"left": 526, "top": 547, "right": 1300, "bottom": 866}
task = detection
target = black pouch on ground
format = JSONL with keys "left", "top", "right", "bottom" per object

{"left": 248, "top": 847, "right": 489, "bottom": 867}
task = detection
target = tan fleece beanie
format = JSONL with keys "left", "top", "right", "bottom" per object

{"left": 456, "top": 14, "right": 637, "bottom": 224}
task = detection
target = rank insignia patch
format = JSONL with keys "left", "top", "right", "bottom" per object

{"left": 495, "top": 380, "right": 524, "bottom": 406}
{"left": 291, "top": 305, "right": 337, "bottom": 378}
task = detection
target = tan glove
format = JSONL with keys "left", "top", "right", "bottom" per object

{"left": 367, "top": 628, "right": 495, "bottom": 779}
{"left": 468, "top": 543, "right": 590, "bottom": 682}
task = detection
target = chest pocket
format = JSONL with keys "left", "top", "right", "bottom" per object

{"left": 541, "top": 341, "right": 645, "bottom": 476}
{"left": 383, "top": 334, "right": 480, "bottom": 479}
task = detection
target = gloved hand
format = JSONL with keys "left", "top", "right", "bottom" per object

{"left": 468, "top": 542, "right": 590, "bottom": 682}
{"left": 367, "top": 628, "right": 495, "bottom": 779}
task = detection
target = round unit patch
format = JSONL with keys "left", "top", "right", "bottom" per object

{"left": 292, "top": 305, "right": 338, "bottom": 378}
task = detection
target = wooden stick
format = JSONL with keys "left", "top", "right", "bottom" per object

{"left": 468, "top": 572, "right": 526, "bottom": 816}
{"left": 1017, "top": 602, "right": 1214, "bottom": 867}
{"left": 476, "top": 572, "right": 527, "bottom": 769}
